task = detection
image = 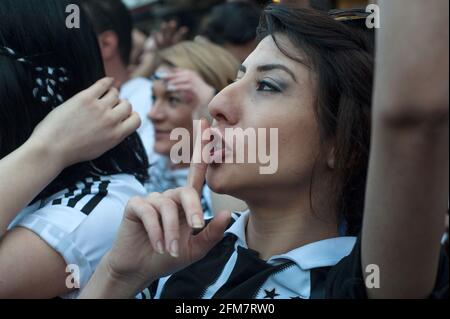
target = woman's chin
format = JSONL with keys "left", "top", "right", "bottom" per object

{"left": 153, "top": 143, "right": 171, "bottom": 157}
{"left": 205, "top": 163, "right": 248, "bottom": 196}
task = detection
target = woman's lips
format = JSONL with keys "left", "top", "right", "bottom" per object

{"left": 209, "top": 128, "right": 231, "bottom": 163}
{"left": 210, "top": 146, "right": 226, "bottom": 163}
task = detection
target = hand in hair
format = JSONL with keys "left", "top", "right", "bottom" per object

{"left": 129, "top": 22, "right": 189, "bottom": 79}
{"left": 79, "top": 119, "right": 231, "bottom": 298}
{"left": 151, "top": 20, "right": 189, "bottom": 51}
{"left": 31, "top": 77, "right": 140, "bottom": 167}
{"left": 164, "top": 69, "right": 216, "bottom": 120}
{"left": 0, "top": 77, "right": 140, "bottom": 234}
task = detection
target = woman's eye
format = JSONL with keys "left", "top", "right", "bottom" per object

{"left": 256, "top": 80, "right": 281, "bottom": 93}
{"left": 168, "top": 96, "right": 181, "bottom": 105}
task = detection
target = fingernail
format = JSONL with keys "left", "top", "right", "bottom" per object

{"left": 191, "top": 214, "right": 204, "bottom": 229}
{"left": 170, "top": 240, "right": 179, "bottom": 258}
{"left": 155, "top": 71, "right": 168, "bottom": 79}
{"left": 156, "top": 241, "right": 165, "bottom": 254}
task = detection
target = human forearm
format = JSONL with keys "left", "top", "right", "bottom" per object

{"left": 0, "top": 138, "right": 64, "bottom": 234}
{"left": 79, "top": 254, "right": 148, "bottom": 299}
{"left": 362, "top": 0, "right": 449, "bottom": 298}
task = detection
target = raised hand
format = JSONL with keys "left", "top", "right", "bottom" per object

{"left": 87, "top": 119, "right": 231, "bottom": 297}
{"left": 0, "top": 77, "right": 143, "bottom": 234}
{"left": 152, "top": 20, "right": 189, "bottom": 50}
{"left": 30, "top": 77, "right": 141, "bottom": 167}
{"left": 164, "top": 69, "right": 216, "bottom": 119}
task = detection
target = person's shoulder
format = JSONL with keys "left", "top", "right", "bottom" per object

{"left": 7, "top": 174, "right": 147, "bottom": 296}
{"left": 120, "top": 78, "right": 152, "bottom": 115}
{"left": 127, "top": 77, "right": 152, "bottom": 86}
{"left": 120, "top": 77, "right": 152, "bottom": 97}
{"left": 42, "top": 174, "right": 146, "bottom": 215}
{"left": 103, "top": 173, "right": 147, "bottom": 198}
{"left": 325, "top": 234, "right": 449, "bottom": 299}
{"left": 322, "top": 234, "right": 366, "bottom": 299}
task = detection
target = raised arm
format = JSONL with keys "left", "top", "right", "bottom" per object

{"left": 0, "top": 78, "right": 140, "bottom": 235}
{"left": 362, "top": 0, "right": 449, "bottom": 298}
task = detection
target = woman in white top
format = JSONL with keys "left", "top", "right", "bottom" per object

{"left": 0, "top": 0, "right": 149, "bottom": 298}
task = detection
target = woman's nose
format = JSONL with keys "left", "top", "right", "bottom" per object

{"left": 147, "top": 101, "right": 165, "bottom": 122}
{"left": 208, "top": 84, "right": 240, "bottom": 126}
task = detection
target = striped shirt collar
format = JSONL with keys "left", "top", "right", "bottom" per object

{"left": 225, "top": 210, "right": 357, "bottom": 270}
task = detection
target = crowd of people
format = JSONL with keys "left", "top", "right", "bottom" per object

{"left": 0, "top": 0, "right": 448, "bottom": 299}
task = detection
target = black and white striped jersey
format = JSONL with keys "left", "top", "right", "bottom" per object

{"left": 8, "top": 174, "right": 147, "bottom": 298}
{"left": 139, "top": 211, "right": 449, "bottom": 299}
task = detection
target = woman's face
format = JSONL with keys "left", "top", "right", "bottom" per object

{"left": 148, "top": 65, "right": 196, "bottom": 156}
{"left": 206, "top": 35, "right": 329, "bottom": 200}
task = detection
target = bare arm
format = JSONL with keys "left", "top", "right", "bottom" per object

{"left": 362, "top": 0, "right": 449, "bottom": 298}
{"left": 0, "top": 139, "right": 64, "bottom": 235}
{"left": 0, "top": 228, "right": 70, "bottom": 298}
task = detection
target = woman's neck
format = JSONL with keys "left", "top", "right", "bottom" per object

{"left": 245, "top": 190, "right": 339, "bottom": 261}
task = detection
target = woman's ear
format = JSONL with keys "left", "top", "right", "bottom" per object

{"left": 327, "top": 145, "right": 336, "bottom": 169}
{"left": 98, "top": 31, "right": 119, "bottom": 62}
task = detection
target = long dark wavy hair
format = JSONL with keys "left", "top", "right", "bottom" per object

{"left": 0, "top": 0, "right": 149, "bottom": 201}
{"left": 257, "top": 5, "right": 374, "bottom": 235}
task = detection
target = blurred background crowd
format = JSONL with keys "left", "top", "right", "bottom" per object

{"left": 121, "top": 0, "right": 372, "bottom": 77}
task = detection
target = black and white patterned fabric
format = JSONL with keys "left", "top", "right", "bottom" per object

{"left": 8, "top": 174, "right": 147, "bottom": 298}
{"left": 0, "top": 45, "right": 69, "bottom": 107}
{"left": 138, "top": 211, "right": 449, "bottom": 299}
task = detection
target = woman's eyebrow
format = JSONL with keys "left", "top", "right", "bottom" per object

{"left": 257, "top": 64, "right": 297, "bottom": 82}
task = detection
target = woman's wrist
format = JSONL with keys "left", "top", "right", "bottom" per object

{"left": 24, "top": 135, "right": 66, "bottom": 173}
{"left": 79, "top": 253, "right": 151, "bottom": 299}
{"left": 0, "top": 136, "right": 66, "bottom": 234}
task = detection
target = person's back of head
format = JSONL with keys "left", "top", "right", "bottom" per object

{"left": 200, "top": 1, "right": 262, "bottom": 62}
{"left": 0, "top": 0, "right": 148, "bottom": 201}
{"left": 329, "top": 8, "right": 375, "bottom": 55}
{"left": 157, "top": 38, "right": 240, "bottom": 93}
{"left": 80, "top": 0, "right": 133, "bottom": 67}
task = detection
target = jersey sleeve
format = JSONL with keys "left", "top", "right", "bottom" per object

{"left": 8, "top": 175, "right": 146, "bottom": 295}
{"left": 325, "top": 234, "right": 449, "bottom": 299}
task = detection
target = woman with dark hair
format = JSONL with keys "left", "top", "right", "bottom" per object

{"left": 200, "top": 1, "right": 262, "bottom": 62}
{"left": 81, "top": 1, "right": 448, "bottom": 299}
{"left": 0, "top": 78, "right": 141, "bottom": 234}
{"left": 0, "top": 0, "right": 149, "bottom": 298}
